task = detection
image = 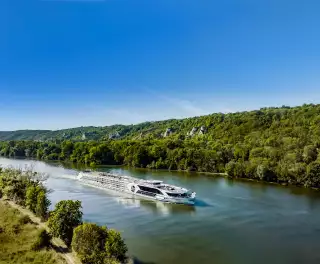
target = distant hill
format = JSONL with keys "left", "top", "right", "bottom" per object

{"left": 0, "top": 116, "right": 213, "bottom": 141}
{"left": 0, "top": 103, "right": 319, "bottom": 142}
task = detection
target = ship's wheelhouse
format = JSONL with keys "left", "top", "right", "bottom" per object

{"left": 135, "top": 185, "right": 165, "bottom": 197}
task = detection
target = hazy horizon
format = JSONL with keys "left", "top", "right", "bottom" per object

{"left": 2, "top": 1, "right": 320, "bottom": 130}
{"left": 0, "top": 102, "right": 318, "bottom": 132}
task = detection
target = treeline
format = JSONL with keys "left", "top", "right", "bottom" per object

{"left": 0, "top": 168, "right": 127, "bottom": 264}
{"left": 1, "top": 103, "right": 320, "bottom": 142}
{"left": 1, "top": 104, "right": 320, "bottom": 188}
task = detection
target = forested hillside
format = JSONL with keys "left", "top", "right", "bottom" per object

{"left": 1, "top": 103, "right": 320, "bottom": 188}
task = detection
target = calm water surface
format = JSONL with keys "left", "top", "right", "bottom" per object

{"left": 1, "top": 158, "right": 320, "bottom": 264}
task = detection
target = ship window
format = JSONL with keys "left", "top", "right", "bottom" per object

{"left": 167, "top": 192, "right": 188, "bottom": 198}
{"left": 138, "top": 185, "right": 162, "bottom": 194}
{"left": 166, "top": 193, "right": 180, "bottom": 197}
{"left": 137, "top": 190, "right": 156, "bottom": 197}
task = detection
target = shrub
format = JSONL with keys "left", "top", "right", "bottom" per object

{"left": 72, "top": 223, "right": 108, "bottom": 264}
{"left": 25, "top": 185, "right": 38, "bottom": 213}
{"left": 105, "top": 229, "right": 127, "bottom": 262}
{"left": 35, "top": 190, "right": 51, "bottom": 221}
{"left": 72, "top": 223, "right": 127, "bottom": 264}
{"left": 31, "top": 229, "right": 52, "bottom": 251}
{"left": 48, "top": 200, "right": 82, "bottom": 247}
{"left": 18, "top": 215, "right": 32, "bottom": 225}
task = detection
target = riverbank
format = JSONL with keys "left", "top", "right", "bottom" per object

{"left": 0, "top": 199, "right": 76, "bottom": 264}
{"left": 2, "top": 156, "right": 319, "bottom": 191}
{"left": 54, "top": 160, "right": 320, "bottom": 191}
{"left": 2, "top": 135, "right": 320, "bottom": 190}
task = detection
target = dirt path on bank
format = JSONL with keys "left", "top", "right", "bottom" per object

{"left": 6, "top": 201, "right": 80, "bottom": 264}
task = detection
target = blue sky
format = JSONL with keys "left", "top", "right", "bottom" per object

{"left": 1, "top": 0, "right": 320, "bottom": 130}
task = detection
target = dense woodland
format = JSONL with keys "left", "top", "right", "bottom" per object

{"left": 1, "top": 104, "right": 320, "bottom": 188}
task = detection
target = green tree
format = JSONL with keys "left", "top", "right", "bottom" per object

{"left": 72, "top": 223, "right": 108, "bottom": 264}
{"left": 25, "top": 185, "right": 38, "bottom": 213}
{"left": 305, "top": 162, "right": 320, "bottom": 188}
{"left": 303, "top": 145, "right": 317, "bottom": 164}
{"left": 35, "top": 189, "right": 51, "bottom": 221}
{"left": 105, "top": 229, "right": 127, "bottom": 262}
{"left": 48, "top": 200, "right": 83, "bottom": 246}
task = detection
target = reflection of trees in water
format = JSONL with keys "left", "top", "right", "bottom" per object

{"left": 131, "top": 256, "right": 156, "bottom": 264}
{"left": 288, "top": 187, "right": 320, "bottom": 211}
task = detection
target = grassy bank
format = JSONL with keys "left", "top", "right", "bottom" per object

{"left": 0, "top": 167, "right": 128, "bottom": 264}
{"left": 0, "top": 200, "right": 66, "bottom": 264}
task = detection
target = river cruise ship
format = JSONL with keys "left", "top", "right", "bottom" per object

{"left": 77, "top": 170, "right": 196, "bottom": 205}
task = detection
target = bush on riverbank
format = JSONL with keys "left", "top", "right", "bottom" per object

{"left": 48, "top": 200, "right": 83, "bottom": 247}
{"left": 0, "top": 168, "right": 51, "bottom": 216}
{"left": 72, "top": 223, "right": 127, "bottom": 264}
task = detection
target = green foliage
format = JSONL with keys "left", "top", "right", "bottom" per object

{"left": 72, "top": 223, "right": 109, "bottom": 264}
{"left": 25, "top": 185, "right": 38, "bottom": 212}
{"left": 48, "top": 200, "right": 83, "bottom": 247}
{"left": 2, "top": 104, "right": 320, "bottom": 188}
{"left": 35, "top": 190, "right": 51, "bottom": 221}
{"left": 0, "top": 168, "right": 50, "bottom": 222}
{"left": 0, "top": 169, "right": 47, "bottom": 206}
{"left": 105, "top": 229, "right": 127, "bottom": 262}
{"left": 31, "top": 228, "right": 52, "bottom": 251}
{"left": 72, "top": 223, "right": 127, "bottom": 264}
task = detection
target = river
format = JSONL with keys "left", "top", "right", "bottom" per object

{"left": 1, "top": 157, "right": 320, "bottom": 264}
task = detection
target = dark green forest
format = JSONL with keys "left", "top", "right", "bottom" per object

{"left": 1, "top": 104, "right": 320, "bottom": 188}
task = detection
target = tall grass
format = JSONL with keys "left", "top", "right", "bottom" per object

{"left": 0, "top": 201, "right": 65, "bottom": 264}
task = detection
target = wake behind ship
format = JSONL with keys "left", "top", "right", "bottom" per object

{"left": 77, "top": 170, "right": 196, "bottom": 205}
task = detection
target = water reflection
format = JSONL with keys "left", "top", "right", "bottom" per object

{"left": 116, "top": 197, "right": 196, "bottom": 216}
{"left": 131, "top": 257, "right": 156, "bottom": 264}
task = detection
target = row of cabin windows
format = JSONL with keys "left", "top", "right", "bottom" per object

{"left": 137, "top": 185, "right": 163, "bottom": 194}
{"left": 136, "top": 190, "right": 157, "bottom": 197}
{"left": 166, "top": 192, "right": 189, "bottom": 198}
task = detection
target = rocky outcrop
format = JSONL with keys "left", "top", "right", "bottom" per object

{"left": 198, "top": 126, "right": 206, "bottom": 135}
{"left": 187, "top": 127, "right": 198, "bottom": 136}
{"left": 109, "top": 131, "right": 120, "bottom": 139}
{"left": 163, "top": 128, "right": 173, "bottom": 137}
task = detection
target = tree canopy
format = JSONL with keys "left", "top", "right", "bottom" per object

{"left": 72, "top": 223, "right": 127, "bottom": 264}
{"left": 1, "top": 104, "right": 320, "bottom": 188}
{"left": 48, "top": 200, "right": 83, "bottom": 246}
